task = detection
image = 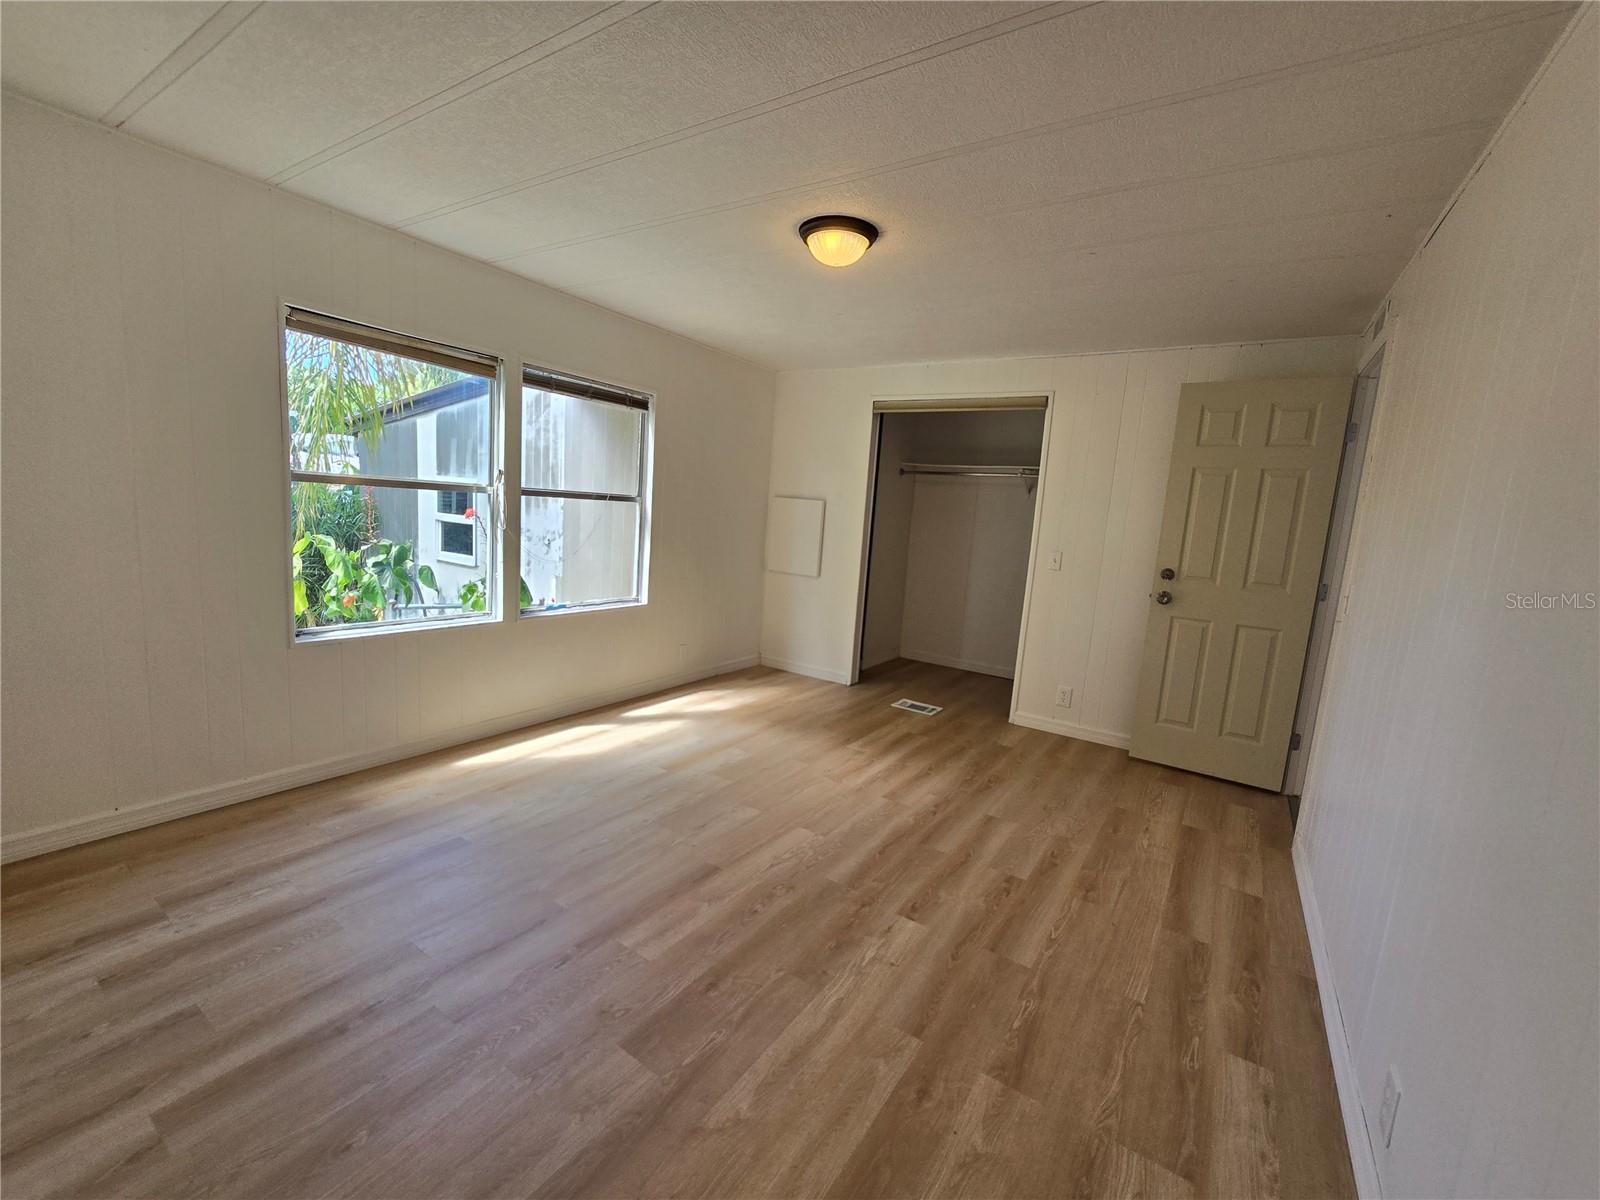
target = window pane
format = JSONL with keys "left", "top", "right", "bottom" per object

{"left": 520, "top": 497, "right": 639, "bottom": 609}
{"left": 439, "top": 521, "right": 474, "bottom": 558}
{"left": 291, "top": 482, "right": 493, "bottom": 630}
{"left": 286, "top": 328, "right": 490, "bottom": 485}
{"left": 521, "top": 388, "right": 642, "bottom": 495}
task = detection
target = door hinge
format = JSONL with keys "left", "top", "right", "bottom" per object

{"left": 1345, "top": 421, "right": 1359, "bottom": 444}
{"left": 1289, "top": 732, "right": 1302, "bottom": 751}
{"left": 1318, "top": 581, "right": 1330, "bottom": 602}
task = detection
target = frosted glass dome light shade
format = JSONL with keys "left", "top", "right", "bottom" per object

{"left": 799, "top": 215, "right": 879, "bottom": 268}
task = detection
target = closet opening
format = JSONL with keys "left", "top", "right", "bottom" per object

{"left": 851, "top": 396, "right": 1050, "bottom": 709}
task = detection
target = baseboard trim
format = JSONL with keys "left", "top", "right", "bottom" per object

{"left": 900, "top": 649, "right": 1014, "bottom": 679}
{"left": 0, "top": 654, "right": 761, "bottom": 864}
{"left": 1010, "top": 709, "right": 1131, "bottom": 750}
{"left": 758, "top": 653, "right": 852, "bottom": 685}
{"left": 1292, "top": 836, "right": 1383, "bottom": 1200}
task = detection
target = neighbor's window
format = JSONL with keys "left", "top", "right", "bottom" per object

{"left": 284, "top": 309, "right": 499, "bottom": 637}
{"left": 520, "top": 365, "right": 651, "bottom": 613}
{"left": 435, "top": 490, "right": 478, "bottom": 565}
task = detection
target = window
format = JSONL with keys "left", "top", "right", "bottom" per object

{"left": 284, "top": 309, "right": 499, "bottom": 637}
{"left": 520, "top": 365, "right": 651, "bottom": 613}
{"left": 435, "top": 490, "right": 477, "bottom": 565}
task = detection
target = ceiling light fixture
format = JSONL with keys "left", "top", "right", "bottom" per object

{"left": 799, "top": 215, "right": 879, "bottom": 268}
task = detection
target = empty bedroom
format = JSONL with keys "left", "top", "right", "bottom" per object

{"left": 1, "top": 2, "right": 1596, "bottom": 1198}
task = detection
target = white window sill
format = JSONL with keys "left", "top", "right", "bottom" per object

{"left": 293, "top": 612, "right": 494, "bottom": 644}
{"left": 519, "top": 598, "right": 646, "bottom": 620}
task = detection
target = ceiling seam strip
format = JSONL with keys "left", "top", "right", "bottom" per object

{"left": 485, "top": 3, "right": 1573, "bottom": 264}
{"left": 1092, "top": 248, "right": 1403, "bottom": 290}
{"left": 100, "top": 1, "right": 262, "bottom": 128}
{"left": 1421, "top": 3, "right": 1596, "bottom": 253}
{"left": 987, "top": 119, "right": 1493, "bottom": 222}
{"left": 935, "top": 200, "right": 1447, "bottom": 270}
{"left": 496, "top": 115, "right": 1477, "bottom": 266}
{"left": 419, "top": 0, "right": 1548, "bottom": 240}
{"left": 574, "top": 188, "right": 1463, "bottom": 295}
{"left": 393, "top": 1, "right": 1093, "bottom": 230}
{"left": 559, "top": 126, "right": 1482, "bottom": 292}
{"left": 644, "top": 245, "right": 1394, "bottom": 361}
{"left": 854, "top": 249, "right": 1399, "bottom": 315}
{"left": 267, "top": 2, "right": 653, "bottom": 185}
{"left": 487, "top": 4, "right": 1570, "bottom": 264}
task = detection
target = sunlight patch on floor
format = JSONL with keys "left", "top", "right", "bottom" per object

{"left": 455, "top": 716, "right": 688, "bottom": 766}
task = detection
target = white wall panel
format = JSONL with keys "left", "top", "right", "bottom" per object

{"left": 1297, "top": 13, "right": 1598, "bottom": 1198}
{"left": 764, "top": 496, "right": 825, "bottom": 577}
{"left": 899, "top": 476, "right": 1035, "bottom": 679}
{"left": 859, "top": 416, "right": 913, "bottom": 671}
{"left": 0, "top": 95, "right": 774, "bottom": 858}
{"left": 762, "top": 336, "right": 1357, "bottom": 732}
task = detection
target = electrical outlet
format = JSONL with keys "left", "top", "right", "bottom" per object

{"left": 1055, "top": 685, "right": 1073, "bottom": 708}
{"left": 1379, "top": 1067, "right": 1402, "bottom": 1148}
{"left": 1049, "top": 551, "right": 1063, "bottom": 571}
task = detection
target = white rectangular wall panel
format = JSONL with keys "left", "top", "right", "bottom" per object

{"left": 765, "top": 496, "right": 825, "bottom": 577}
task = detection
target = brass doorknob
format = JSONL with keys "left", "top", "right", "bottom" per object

{"left": 1155, "top": 590, "right": 1173, "bottom": 605}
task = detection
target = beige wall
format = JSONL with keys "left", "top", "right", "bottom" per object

{"left": 0, "top": 95, "right": 775, "bottom": 859}
{"left": 762, "top": 336, "right": 1359, "bottom": 738}
{"left": 1296, "top": 13, "right": 1599, "bottom": 1198}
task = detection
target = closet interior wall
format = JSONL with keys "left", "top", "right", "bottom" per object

{"left": 861, "top": 410, "right": 1045, "bottom": 679}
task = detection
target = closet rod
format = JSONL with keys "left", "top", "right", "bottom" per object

{"left": 898, "top": 462, "right": 1039, "bottom": 479}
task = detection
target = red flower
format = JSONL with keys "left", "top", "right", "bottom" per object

{"left": 342, "top": 594, "right": 357, "bottom": 608}
{"left": 463, "top": 507, "right": 477, "bottom": 519}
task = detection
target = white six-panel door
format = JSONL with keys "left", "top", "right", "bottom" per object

{"left": 1128, "top": 376, "right": 1353, "bottom": 790}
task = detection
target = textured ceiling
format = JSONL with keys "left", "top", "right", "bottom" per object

{"left": 1, "top": 1, "right": 1575, "bottom": 369}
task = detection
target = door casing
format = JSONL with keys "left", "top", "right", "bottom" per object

{"left": 1284, "top": 347, "right": 1384, "bottom": 796}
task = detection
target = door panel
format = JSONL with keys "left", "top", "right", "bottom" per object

{"left": 1179, "top": 469, "right": 1233, "bottom": 582}
{"left": 1244, "top": 469, "right": 1305, "bottom": 589}
{"left": 1220, "top": 625, "right": 1279, "bottom": 741}
{"left": 1129, "top": 376, "right": 1353, "bottom": 790}
{"left": 1156, "top": 617, "right": 1211, "bottom": 729}
{"left": 1198, "top": 402, "right": 1246, "bottom": 446}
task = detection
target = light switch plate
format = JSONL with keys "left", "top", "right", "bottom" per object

{"left": 1049, "top": 550, "right": 1063, "bottom": 571}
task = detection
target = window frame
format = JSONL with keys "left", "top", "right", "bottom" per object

{"left": 280, "top": 304, "right": 504, "bottom": 645}
{"left": 518, "top": 364, "right": 654, "bottom": 618}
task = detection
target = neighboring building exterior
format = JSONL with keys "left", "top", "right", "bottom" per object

{"left": 354, "top": 379, "right": 642, "bottom": 616}
{"left": 359, "top": 377, "right": 491, "bottom": 615}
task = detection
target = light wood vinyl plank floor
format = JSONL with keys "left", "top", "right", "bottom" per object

{"left": 1, "top": 661, "right": 1354, "bottom": 1199}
